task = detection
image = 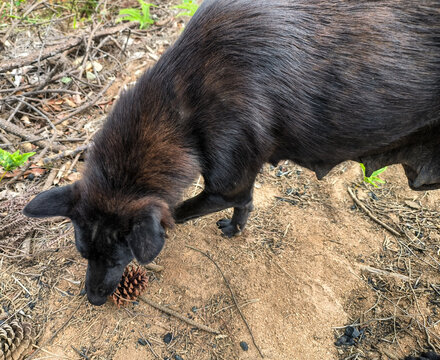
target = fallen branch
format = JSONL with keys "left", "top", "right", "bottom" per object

{"left": 347, "top": 187, "right": 401, "bottom": 237}
{"left": 138, "top": 296, "right": 220, "bottom": 335}
{"left": 0, "top": 116, "right": 64, "bottom": 152}
{"left": 0, "top": 22, "right": 138, "bottom": 73}
{"left": 42, "top": 144, "right": 88, "bottom": 165}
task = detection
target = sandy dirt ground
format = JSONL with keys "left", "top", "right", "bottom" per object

{"left": 2, "top": 162, "right": 439, "bottom": 360}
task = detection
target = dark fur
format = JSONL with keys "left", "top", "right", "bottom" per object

{"left": 24, "top": 0, "right": 440, "bottom": 306}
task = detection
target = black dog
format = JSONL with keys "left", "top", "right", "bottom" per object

{"left": 24, "top": 0, "right": 440, "bottom": 306}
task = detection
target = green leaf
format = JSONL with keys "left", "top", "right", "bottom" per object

{"left": 172, "top": 0, "right": 199, "bottom": 17}
{"left": 117, "top": 2, "right": 155, "bottom": 29}
{"left": 118, "top": 8, "right": 142, "bottom": 22}
{"left": 360, "top": 163, "right": 366, "bottom": 176}
{"left": 61, "top": 76, "right": 72, "bottom": 84}
{"left": 359, "top": 163, "right": 387, "bottom": 188}
{"left": 371, "top": 166, "right": 388, "bottom": 177}
{"left": 371, "top": 177, "right": 385, "bottom": 184}
{"left": 0, "top": 149, "right": 35, "bottom": 173}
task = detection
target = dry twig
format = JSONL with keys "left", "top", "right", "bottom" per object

{"left": 187, "top": 245, "right": 265, "bottom": 358}
{"left": 347, "top": 187, "right": 401, "bottom": 236}
{"left": 138, "top": 296, "right": 220, "bottom": 335}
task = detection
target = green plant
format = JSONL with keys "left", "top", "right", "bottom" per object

{"left": 116, "top": 0, "right": 156, "bottom": 29}
{"left": 360, "top": 163, "right": 387, "bottom": 188}
{"left": 0, "top": 149, "right": 35, "bottom": 181}
{"left": 172, "top": 0, "right": 199, "bottom": 17}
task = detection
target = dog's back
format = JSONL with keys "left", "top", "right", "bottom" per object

{"left": 139, "top": 0, "right": 440, "bottom": 191}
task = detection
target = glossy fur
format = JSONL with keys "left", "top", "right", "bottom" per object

{"left": 24, "top": 0, "right": 440, "bottom": 306}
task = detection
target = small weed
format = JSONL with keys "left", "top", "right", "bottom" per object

{"left": 172, "top": 0, "right": 199, "bottom": 17}
{"left": 360, "top": 163, "right": 387, "bottom": 188}
{"left": 0, "top": 149, "right": 35, "bottom": 181}
{"left": 116, "top": 0, "right": 156, "bottom": 29}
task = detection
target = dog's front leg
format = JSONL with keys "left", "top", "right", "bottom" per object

{"left": 174, "top": 187, "right": 254, "bottom": 237}
{"left": 174, "top": 191, "right": 231, "bottom": 223}
{"left": 216, "top": 198, "right": 254, "bottom": 237}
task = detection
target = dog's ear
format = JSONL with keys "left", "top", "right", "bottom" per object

{"left": 23, "top": 185, "right": 76, "bottom": 218}
{"left": 127, "top": 209, "right": 166, "bottom": 264}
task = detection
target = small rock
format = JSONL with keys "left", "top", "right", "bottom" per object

{"left": 138, "top": 338, "right": 147, "bottom": 346}
{"left": 163, "top": 333, "right": 173, "bottom": 344}
{"left": 344, "top": 326, "right": 354, "bottom": 337}
{"left": 191, "top": 306, "right": 198, "bottom": 313}
{"left": 335, "top": 335, "right": 355, "bottom": 346}
{"left": 368, "top": 192, "right": 378, "bottom": 201}
{"left": 344, "top": 326, "right": 360, "bottom": 339}
{"left": 174, "top": 355, "right": 184, "bottom": 360}
{"left": 240, "top": 341, "right": 249, "bottom": 351}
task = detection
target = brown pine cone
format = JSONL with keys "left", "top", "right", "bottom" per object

{"left": 0, "top": 319, "right": 33, "bottom": 360}
{"left": 111, "top": 266, "right": 149, "bottom": 307}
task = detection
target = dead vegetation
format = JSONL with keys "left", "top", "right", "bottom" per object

{"left": 335, "top": 184, "right": 440, "bottom": 359}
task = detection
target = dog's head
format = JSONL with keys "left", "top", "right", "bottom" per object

{"left": 23, "top": 183, "right": 173, "bottom": 305}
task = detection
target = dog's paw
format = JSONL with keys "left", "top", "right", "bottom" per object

{"left": 216, "top": 219, "right": 241, "bottom": 237}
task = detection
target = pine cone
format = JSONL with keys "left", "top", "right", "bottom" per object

{"left": 111, "top": 266, "right": 149, "bottom": 307}
{"left": 0, "top": 319, "right": 33, "bottom": 360}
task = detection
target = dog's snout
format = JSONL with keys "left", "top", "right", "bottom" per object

{"left": 86, "top": 286, "right": 108, "bottom": 306}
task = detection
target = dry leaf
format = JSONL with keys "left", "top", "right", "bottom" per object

{"left": 64, "top": 97, "right": 77, "bottom": 108}
{"left": 73, "top": 94, "right": 82, "bottom": 104}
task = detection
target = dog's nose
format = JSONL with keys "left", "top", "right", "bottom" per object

{"left": 88, "top": 294, "right": 107, "bottom": 306}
